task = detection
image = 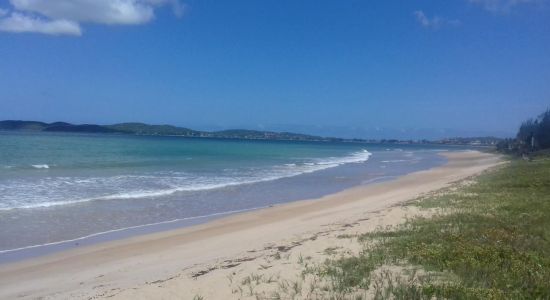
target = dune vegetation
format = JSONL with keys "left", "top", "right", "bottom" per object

{"left": 311, "top": 155, "right": 550, "bottom": 299}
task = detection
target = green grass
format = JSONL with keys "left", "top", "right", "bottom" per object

{"left": 320, "top": 155, "right": 550, "bottom": 299}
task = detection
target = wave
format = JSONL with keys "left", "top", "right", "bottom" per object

{"left": 2, "top": 164, "right": 53, "bottom": 170}
{"left": 0, "top": 150, "right": 372, "bottom": 210}
{"left": 31, "top": 164, "right": 50, "bottom": 169}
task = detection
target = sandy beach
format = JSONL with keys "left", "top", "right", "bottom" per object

{"left": 0, "top": 151, "right": 502, "bottom": 299}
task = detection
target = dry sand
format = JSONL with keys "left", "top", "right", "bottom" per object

{"left": 0, "top": 151, "right": 502, "bottom": 299}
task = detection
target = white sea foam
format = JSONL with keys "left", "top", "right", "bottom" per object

{"left": 314, "top": 149, "right": 371, "bottom": 166}
{"left": 89, "top": 150, "right": 372, "bottom": 201}
{"left": 0, "top": 150, "right": 373, "bottom": 210}
{"left": 31, "top": 164, "right": 50, "bottom": 169}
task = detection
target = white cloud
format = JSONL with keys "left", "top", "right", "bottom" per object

{"left": 468, "top": 0, "right": 542, "bottom": 13}
{"left": 0, "top": 8, "right": 8, "bottom": 17}
{"left": 146, "top": 0, "right": 185, "bottom": 17}
{"left": 10, "top": 0, "right": 154, "bottom": 25}
{"left": 414, "top": 10, "right": 461, "bottom": 29}
{"left": 0, "top": 12, "right": 82, "bottom": 35}
{"left": 0, "top": 0, "right": 184, "bottom": 36}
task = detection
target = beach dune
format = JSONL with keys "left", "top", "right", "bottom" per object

{"left": 0, "top": 151, "right": 501, "bottom": 299}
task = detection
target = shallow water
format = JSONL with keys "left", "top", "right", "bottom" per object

{"left": 0, "top": 132, "right": 465, "bottom": 262}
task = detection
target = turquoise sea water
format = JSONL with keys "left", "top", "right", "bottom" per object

{"left": 0, "top": 131, "right": 459, "bottom": 260}
{"left": 0, "top": 132, "right": 374, "bottom": 210}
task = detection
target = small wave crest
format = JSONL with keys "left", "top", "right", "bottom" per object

{"left": 31, "top": 164, "right": 50, "bottom": 169}
{"left": 314, "top": 149, "right": 371, "bottom": 166}
{"left": 0, "top": 150, "right": 372, "bottom": 210}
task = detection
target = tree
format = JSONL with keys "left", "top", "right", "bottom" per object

{"left": 498, "top": 107, "right": 550, "bottom": 155}
{"left": 535, "top": 109, "right": 550, "bottom": 149}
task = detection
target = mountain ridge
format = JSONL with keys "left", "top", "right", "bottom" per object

{"left": 0, "top": 120, "right": 336, "bottom": 142}
{"left": 0, "top": 120, "right": 503, "bottom": 146}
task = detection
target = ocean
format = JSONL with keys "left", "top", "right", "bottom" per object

{"left": 0, "top": 131, "right": 458, "bottom": 261}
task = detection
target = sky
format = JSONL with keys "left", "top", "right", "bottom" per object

{"left": 0, "top": 0, "right": 549, "bottom": 139}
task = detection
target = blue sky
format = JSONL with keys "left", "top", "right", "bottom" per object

{"left": 0, "top": 0, "right": 549, "bottom": 139}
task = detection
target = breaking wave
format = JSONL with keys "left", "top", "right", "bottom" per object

{"left": 0, "top": 150, "right": 372, "bottom": 210}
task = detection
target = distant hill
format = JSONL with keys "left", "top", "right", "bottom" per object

{"left": 211, "top": 129, "right": 323, "bottom": 141}
{"left": 0, "top": 120, "right": 49, "bottom": 131}
{"left": 0, "top": 120, "right": 504, "bottom": 146}
{"left": 44, "top": 124, "right": 119, "bottom": 133}
{"left": 0, "top": 120, "right": 333, "bottom": 142}
{"left": 106, "top": 123, "right": 201, "bottom": 136}
{"left": 0, "top": 121, "right": 119, "bottom": 134}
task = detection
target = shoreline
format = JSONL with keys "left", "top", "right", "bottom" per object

{"left": 0, "top": 205, "right": 270, "bottom": 263}
{"left": 0, "top": 151, "right": 502, "bottom": 299}
{"left": 0, "top": 148, "right": 438, "bottom": 263}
